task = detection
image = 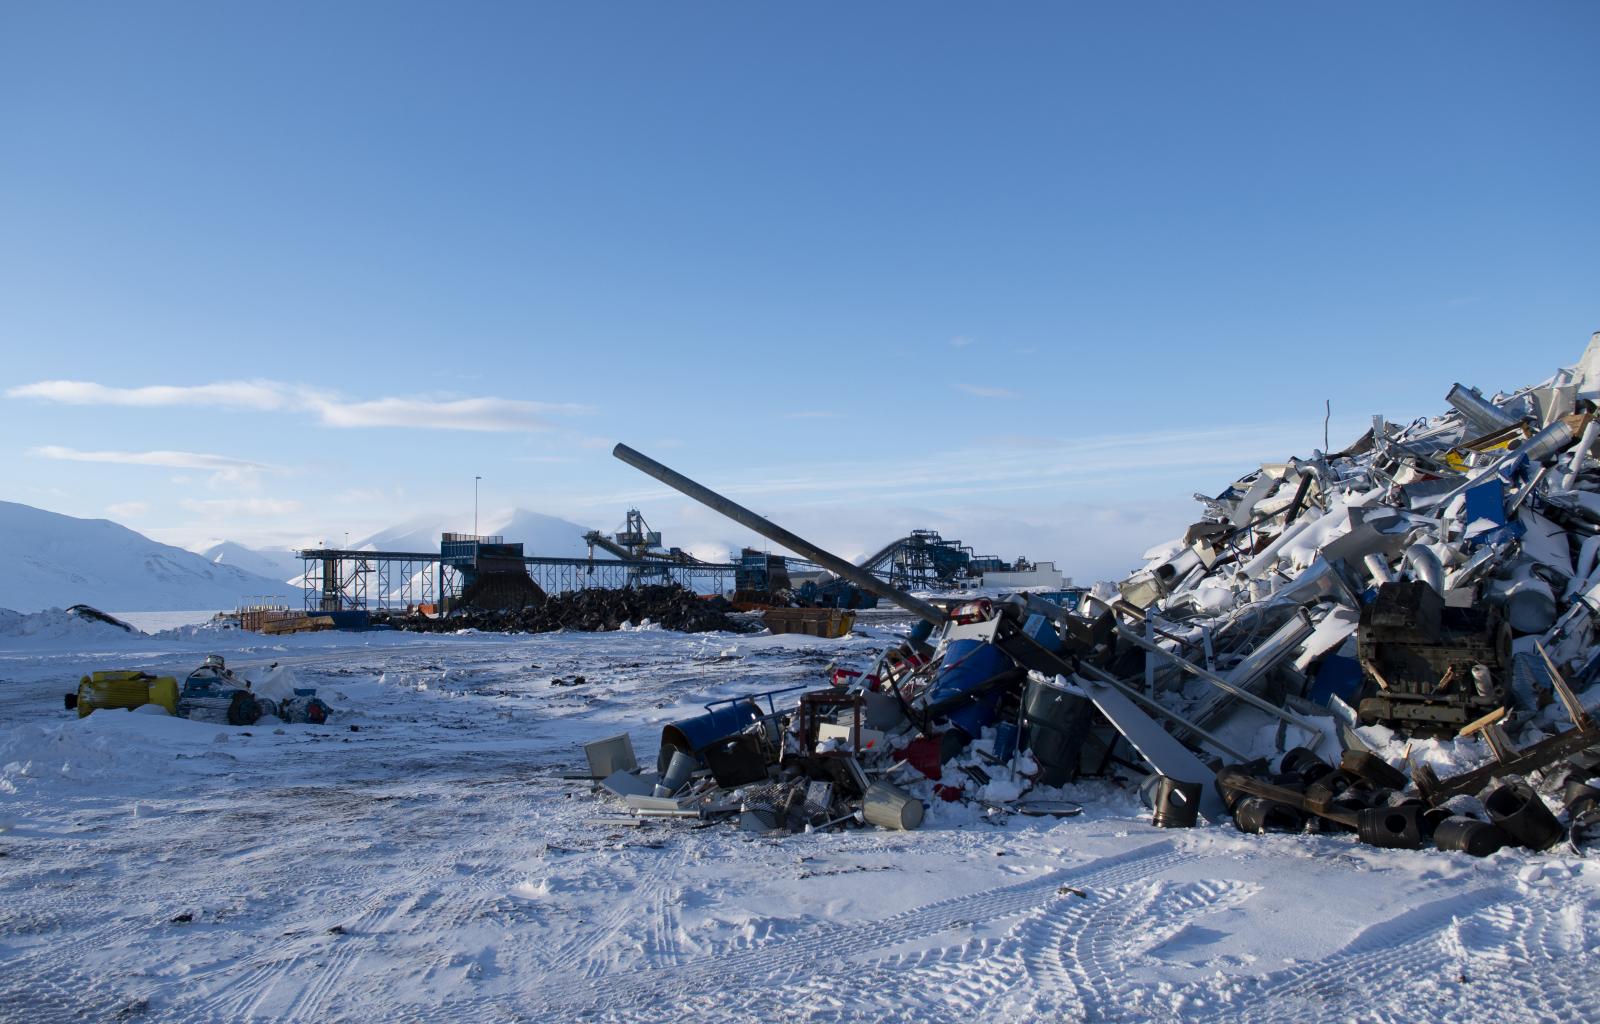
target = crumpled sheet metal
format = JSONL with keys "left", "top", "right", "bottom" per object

{"left": 1106, "top": 337, "right": 1600, "bottom": 743}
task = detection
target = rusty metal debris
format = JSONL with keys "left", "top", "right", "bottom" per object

{"left": 577, "top": 335, "right": 1600, "bottom": 854}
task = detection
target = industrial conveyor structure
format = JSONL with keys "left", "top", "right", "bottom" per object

{"left": 299, "top": 512, "right": 1043, "bottom": 612}
{"left": 299, "top": 535, "right": 738, "bottom": 613}
{"left": 852, "top": 529, "right": 1008, "bottom": 590}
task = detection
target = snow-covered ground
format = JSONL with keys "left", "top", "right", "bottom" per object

{"left": 3, "top": 619, "right": 1599, "bottom": 1023}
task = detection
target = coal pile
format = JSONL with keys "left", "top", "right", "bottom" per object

{"left": 458, "top": 571, "right": 547, "bottom": 611}
{"left": 376, "top": 585, "right": 754, "bottom": 635}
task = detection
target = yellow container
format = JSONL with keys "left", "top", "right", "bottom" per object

{"left": 146, "top": 677, "right": 179, "bottom": 715}
{"left": 762, "top": 608, "right": 858, "bottom": 638}
{"left": 76, "top": 672, "right": 178, "bottom": 717}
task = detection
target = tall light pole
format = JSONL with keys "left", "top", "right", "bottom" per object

{"left": 474, "top": 476, "right": 482, "bottom": 537}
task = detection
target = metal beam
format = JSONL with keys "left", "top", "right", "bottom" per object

{"left": 612, "top": 443, "right": 948, "bottom": 625}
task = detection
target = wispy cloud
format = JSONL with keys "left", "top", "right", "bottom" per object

{"left": 6, "top": 379, "right": 590, "bottom": 433}
{"left": 955, "top": 383, "right": 1020, "bottom": 399}
{"left": 783, "top": 410, "right": 839, "bottom": 420}
{"left": 8, "top": 380, "right": 287, "bottom": 409}
{"left": 314, "top": 395, "right": 573, "bottom": 431}
{"left": 105, "top": 501, "right": 150, "bottom": 519}
{"left": 578, "top": 420, "right": 1331, "bottom": 509}
{"left": 949, "top": 335, "right": 977, "bottom": 348}
{"left": 30, "top": 445, "right": 271, "bottom": 472}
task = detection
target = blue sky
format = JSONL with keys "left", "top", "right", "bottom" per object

{"left": 2, "top": 2, "right": 1596, "bottom": 579}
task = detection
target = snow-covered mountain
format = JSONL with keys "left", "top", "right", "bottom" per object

{"left": 0, "top": 501, "right": 301, "bottom": 613}
{"left": 199, "top": 541, "right": 303, "bottom": 584}
{"left": 352, "top": 509, "right": 606, "bottom": 559}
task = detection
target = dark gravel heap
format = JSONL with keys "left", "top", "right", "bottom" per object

{"left": 374, "top": 585, "right": 754, "bottom": 635}
{"left": 458, "top": 571, "right": 547, "bottom": 611}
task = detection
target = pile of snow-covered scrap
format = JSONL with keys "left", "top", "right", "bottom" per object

{"left": 589, "top": 338, "right": 1600, "bottom": 859}
{"left": 1089, "top": 332, "right": 1600, "bottom": 853}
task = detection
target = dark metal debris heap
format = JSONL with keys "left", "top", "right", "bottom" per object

{"left": 582, "top": 333, "right": 1600, "bottom": 855}
{"left": 375, "top": 584, "right": 754, "bottom": 635}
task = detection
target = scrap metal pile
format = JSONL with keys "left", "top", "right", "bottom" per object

{"left": 375, "top": 584, "right": 753, "bottom": 635}
{"left": 585, "top": 336, "right": 1600, "bottom": 854}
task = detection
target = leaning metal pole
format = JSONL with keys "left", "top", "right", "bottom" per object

{"left": 612, "top": 443, "right": 948, "bottom": 625}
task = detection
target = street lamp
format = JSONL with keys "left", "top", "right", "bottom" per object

{"left": 474, "top": 476, "right": 482, "bottom": 537}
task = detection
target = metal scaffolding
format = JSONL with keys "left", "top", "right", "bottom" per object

{"left": 297, "top": 549, "right": 737, "bottom": 613}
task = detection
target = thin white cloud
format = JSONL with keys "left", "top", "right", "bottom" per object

{"left": 6, "top": 379, "right": 589, "bottom": 433}
{"left": 7, "top": 379, "right": 287, "bottom": 409}
{"left": 950, "top": 335, "right": 977, "bottom": 348}
{"left": 310, "top": 395, "right": 575, "bottom": 431}
{"left": 577, "top": 420, "right": 1340, "bottom": 510}
{"left": 105, "top": 501, "right": 150, "bottom": 519}
{"left": 955, "top": 383, "right": 1020, "bottom": 399}
{"left": 29, "top": 445, "right": 272, "bottom": 472}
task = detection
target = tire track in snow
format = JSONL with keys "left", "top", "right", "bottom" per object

{"left": 171, "top": 804, "right": 517, "bottom": 1022}
{"left": 540, "top": 840, "right": 679, "bottom": 978}
{"left": 414, "top": 839, "right": 1188, "bottom": 1022}
{"left": 1188, "top": 883, "right": 1522, "bottom": 1024}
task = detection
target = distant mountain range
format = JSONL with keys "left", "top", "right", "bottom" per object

{"left": 0, "top": 500, "right": 301, "bottom": 614}
{"left": 199, "top": 540, "right": 304, "bottom": 583}
{"left": 0, "top": 500, "right": 623, "bottom": 615}
{"left": 203, "top": 509, "right": 608, "bottom": 586}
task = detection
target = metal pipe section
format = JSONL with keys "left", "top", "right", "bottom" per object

{"left": 1447, "top": 383, "right": 1520, "bottom": 435}
{"left": 1559, "top": 420, "right": 1600, "bottom": 491}
{"left": 1223, "top": 608, "right": 1316, "bottom": 692}
{"left": 1073, "top": 661, "right": 1250, "bottom": 762}
{"left": 613, "top": 443, "right": 948, "bottom": 625}
{"left": 1113, "top": 623, "right": 1324, "bottom": 735}
{"left": 1518, "top": 418, "right": 1580, "bottom": 464}
{"left": 1404, "top": 543, "right": 1445, "bottom": 593}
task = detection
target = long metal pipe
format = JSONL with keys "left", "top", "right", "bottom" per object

{"left": 1446, "top": 383, "right": 1520, "bottom": 435}
{"left": 1113, "top": 623, "right": 1323, "bottom": 734}
{"left": 613, "top": 443, "right": 948, "bottom": 625}
{"left": 1222, "top": 607, "right": 1316, "bottom": 692}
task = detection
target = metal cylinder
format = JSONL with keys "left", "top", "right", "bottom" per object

{"left": 1020, "top": 675, "right": 1093, "bottom": 786}
{"left": 1363, "top": 552, "right": 1394, "bottom": 585}
{"left": 1562, "top": 778, "right": 1600, "bottom": 816}
{"left": 1514, "top": 419, "right": 1579, "bottom": 464}
{"left": 1279, "top": 747, "right": 1334, "bottom": 784}
{"left": 1233, "top": 797, "right": 1303, "bottom": 834}
{"left": 1150, "top": 775, "right": 1203, "bottom": 828}
{"left": 1484, "top": 781, "right": 1565, "bottom": 850}
{"left": 613, "top": 444, "right": 947, "bottom": 625}
{"left": 1447, "top": 383, "right": 1520, "bottom": 435}
{"left": 1494, "top": 570, "right": 1557, "bottom": 634}
{"left": 862, "top": 780, "right": 924, "bottom": 830}
{"left": 658, "top": 702, "right": 762, "bottom": 771}
{"left": 1432, "top": 816, "right": 1510, "bottom": 857}
{"left": 75, "top": 676, "right": 155, "bottom": 718}
{"left": 655, "top": 749, "right": 697, "bottom": 797}
{"left": 1403, "top": 544, "right": 1445, "bottom": 594}
{"left": 1357, "top": 804, "right": 1424, "bottom": 849}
